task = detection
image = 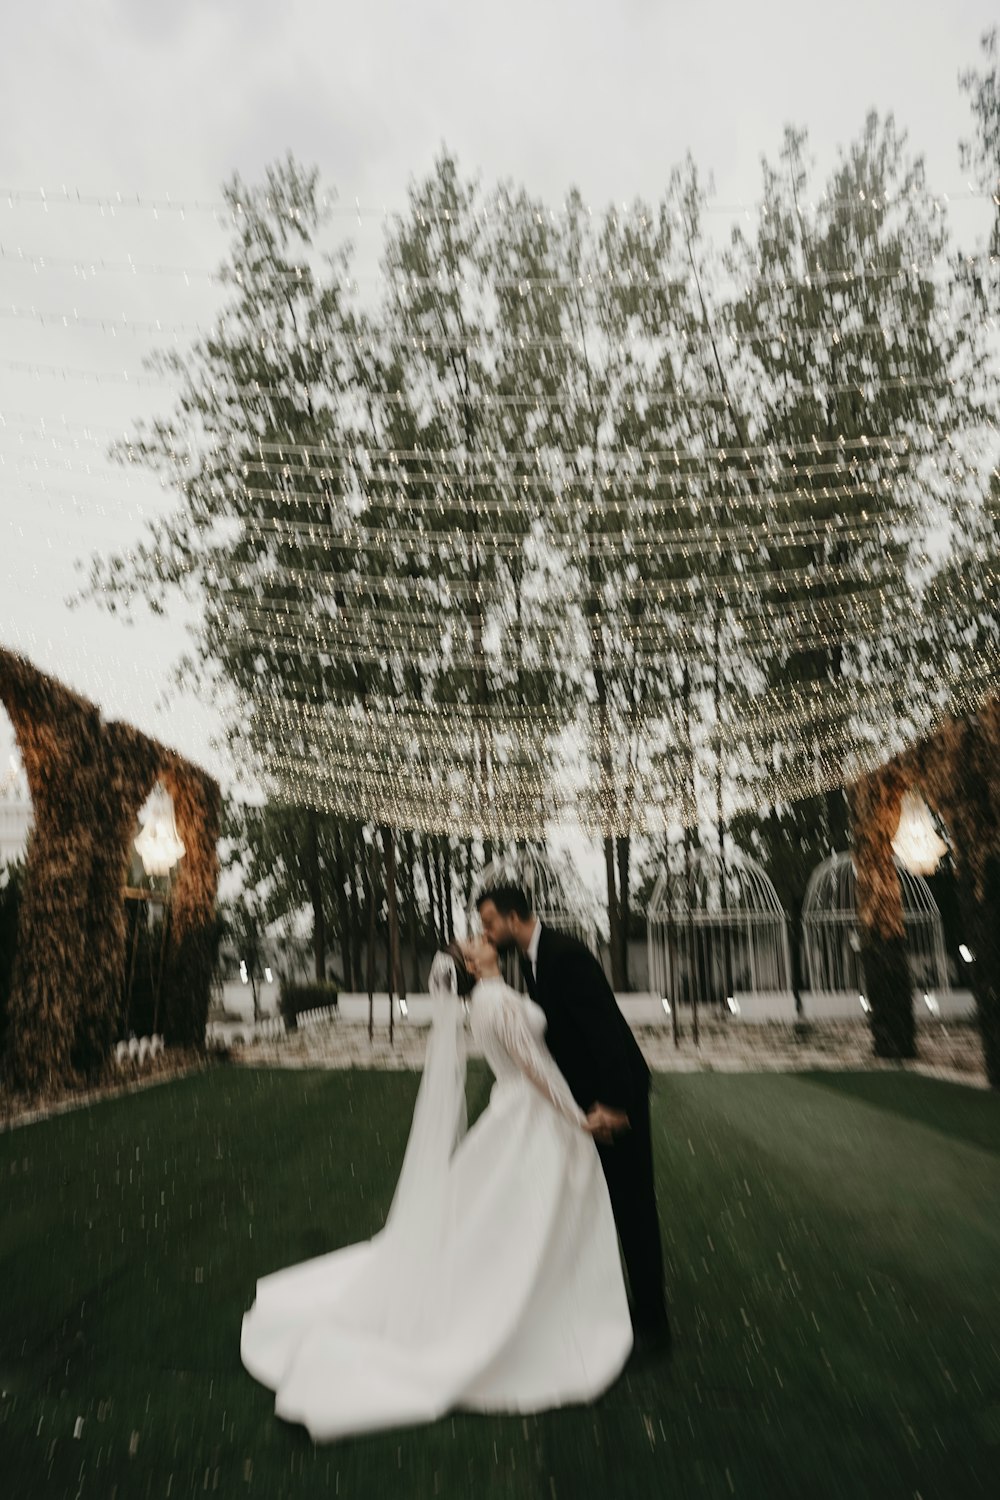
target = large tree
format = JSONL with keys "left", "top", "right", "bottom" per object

{"left": 84, "top": 157, "right": 372, "bottom": 982}
{"left": 721, "top": 119, "right": 985, "bottom": 947}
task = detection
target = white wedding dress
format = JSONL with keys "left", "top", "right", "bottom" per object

{"left": 239, "top": 961, "right": 633, "bottom": 1441}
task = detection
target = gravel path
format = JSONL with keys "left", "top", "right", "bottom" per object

{"left": 227, "top": 1015, "right": 991, "bottom": 1089}
{"left": 1, "top": 1016, "right": 989, "bottom": 1134}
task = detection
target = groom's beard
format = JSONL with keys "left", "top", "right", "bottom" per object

{"left": 494, "top": 935, "right": 517, "bottom": 954}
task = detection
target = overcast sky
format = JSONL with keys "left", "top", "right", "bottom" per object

{"left": 1, "top": 0, "right": 997, "bottom": 797}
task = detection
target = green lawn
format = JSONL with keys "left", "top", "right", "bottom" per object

{"left": 1, "top": 1063, "right": 998, "bottom": 1499}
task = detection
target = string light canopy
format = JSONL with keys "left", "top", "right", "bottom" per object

{"left": 26, "top": 413, "right": 997, "bottom": 837}
{"left": 3, "top": 172, "right": 999, "bottom": 840}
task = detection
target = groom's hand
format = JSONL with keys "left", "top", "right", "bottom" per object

{"left": 585, "top": 1104, "right": 630, "bottom": 1144}
{"left": 584, "top": 1113, "right": 614, "bottom": 1144}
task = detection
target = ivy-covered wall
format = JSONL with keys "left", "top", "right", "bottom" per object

{"left": 0, "top": 648, "right": 220, "bottom": 1098}
{"left": 850, "top": 697, "right": 1000, "bottom": 1087}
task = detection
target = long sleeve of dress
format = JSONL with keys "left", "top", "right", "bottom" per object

{"left": 495, "top": 988, "right": 588, "bottom": 1130}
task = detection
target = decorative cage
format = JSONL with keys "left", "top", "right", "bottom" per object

{"left": 646, "top": 848, "right": 793, "bottom": 1009}
{"left": 468, "top": 847, "right": 601, "bottom": 990}
{"left": 801, "top": 851, "right": 951, "bottom": 998}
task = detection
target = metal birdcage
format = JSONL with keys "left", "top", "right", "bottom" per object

{"left": 646, "top": 848, "right": 793, "bottom": 1010}
{"left": 801, "top": 851, "right": 951, "bottom": 998}
{"left": 468, "top": 847, "right": 601, "bottom": 991}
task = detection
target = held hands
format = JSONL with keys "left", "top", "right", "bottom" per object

{"left": 583, "top": 1103, "right": 631, "bottom": 1145}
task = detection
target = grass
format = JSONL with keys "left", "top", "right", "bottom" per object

{"left": 1, "top": 1062, "right": 998, "bottom": 1499}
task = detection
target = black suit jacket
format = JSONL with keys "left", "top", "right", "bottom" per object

{"left": 522, "top": 924, "right": 650, "bottom": 1115}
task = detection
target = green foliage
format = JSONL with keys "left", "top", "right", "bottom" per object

{"left": 279, "top": 979, "right": 339, "bottom": 1031}
{"left": 960, "top": 28, "right": 1000, "bottom": 259}
{"left": 83, "top": 155, "right": 366, "bottom": 757}
{"left": 724, "top": 118, "right": 986, "bottom": 831}
{"left": 87, "top": 144, "right": 993, "bottom": 832}
{"left": 80, "top": 117, "right": 1000, "bottom": 991}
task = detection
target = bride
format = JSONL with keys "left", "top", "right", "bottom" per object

{"left": 239, "top": 936, "right": 633, "bottom": 1441}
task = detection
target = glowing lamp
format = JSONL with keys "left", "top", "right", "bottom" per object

{"left": 134, "top": 783, "right": 186, "bottom": 878}
{"left": 891, "top": 791, "right": 947, "bottom": 876}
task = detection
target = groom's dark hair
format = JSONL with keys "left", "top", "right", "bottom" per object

{"left": 476, "top": 883, "right": 532, "bottom": 921}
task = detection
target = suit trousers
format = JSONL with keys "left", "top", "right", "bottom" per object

{"left": 596, "top": 1086, "right": 668, "bottom": 1333}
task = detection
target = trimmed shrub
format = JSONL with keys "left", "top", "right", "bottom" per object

{"left": 279, "top": 981, "right": 339, "bottom": 1031}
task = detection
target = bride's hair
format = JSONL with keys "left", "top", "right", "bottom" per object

{"left": 444, "top": 941, "right": 476, "bottom": 998}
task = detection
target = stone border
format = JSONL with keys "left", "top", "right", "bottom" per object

{"left": 1, "top": 1018, "right": 989, "bottom": 1134}
{"left": 0, "top": 1050, "right": 209, "bottom": 1134}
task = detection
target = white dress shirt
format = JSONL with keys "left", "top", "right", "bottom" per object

{"left": 526, "top": 917, "right": 542, "bottom": 981}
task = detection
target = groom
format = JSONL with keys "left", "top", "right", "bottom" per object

{"left": 477, "top": 883, "right": 671, "bottom": 1363}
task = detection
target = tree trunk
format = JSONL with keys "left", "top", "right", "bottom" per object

{"left": 306, "top": 807, "right": 326, "bottom": 983}
{"left": 333, "top": 819, "right": 353, "bottom": 993}
{"left": 443, "top": 838, "right": 455, "bottom": 942}
{"left": 465, "top": 836, "right": 476, "bottom": 912}
{"left": 435, "top": 837, "right": 448, "bottom": 945}
{"left": 604, "top": 835, "right": 623, "bottom": 990}
{"left": 713, "top": 620, "right": 734, "bottom": 1006}
{"left": 616, "top": 834, "right": 631, "bottom": 989}
{"left": 404, "top": 831, "right": 421, "bottom": 991}
{"left": 667, "top": 866, "right": 680, "bottom": 1048}
{"left": 365, "top": 843, "right": 377, "bottom": 1041}
{"left": 789, "top": 909, "right": 805, "bottom": 1012}
{"left": 682, "top": 663, "right": 699, "bottom": 1047}
{"left": 346, "top": 825, "right": 363, "bottom": 989}
{"left": 422, "top": 835, "right": 439, "bottom": 947}
{"left": 382, "top": 827, "right": 402, "bottom": 1042}
{"left": 684, "top": 822, "right": 699, "bottom": 1046}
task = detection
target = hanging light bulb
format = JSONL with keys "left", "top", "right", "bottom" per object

{"left": 891, "top": 790, "right": 948, "bottom": 876}
{"left": 134, "top": 782, "right": 186, "bottom": 878}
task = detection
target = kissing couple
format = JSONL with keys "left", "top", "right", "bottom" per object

{"left": 241, "top": 882, "right": 671, "bottom": 1441}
